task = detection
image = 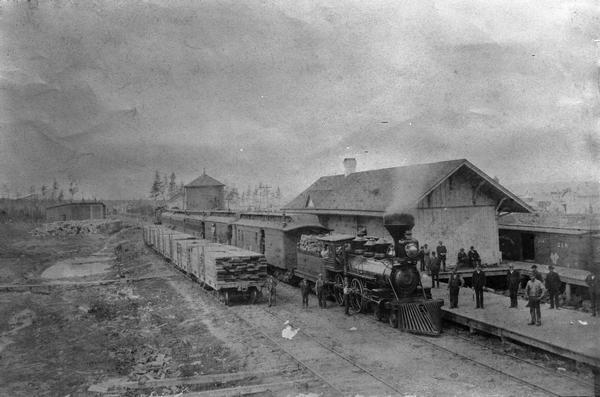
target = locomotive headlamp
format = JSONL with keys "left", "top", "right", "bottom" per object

{"left": 404, "top": 242, "right": 419, "bottom": 259}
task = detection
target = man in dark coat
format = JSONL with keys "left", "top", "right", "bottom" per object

{"left": 299, "top": 279, "right": 310, "bottom": 308}
{"left": 506, "top": 264, "right": 521, "bottom": 308}
{"left": 545, "top": 265, "right": 562, "bottom": 309}
{"left": 448, "top": 269, "right": 463, "bottom": 309}
{"left": 468, "top": 246, "right": 481, "bottom": 268}
{"left": 436, "top": 241, "right": 447, "bottom": 272}
{"left": 418, "top": 246, "right": 426, "bottom": 271}
{"left": 315, "top": 274, "right": 326, "bottom": 308}
{"left": 586, "top": 271, "right": 600, "bottom": 317}
{"left": 266, "top": 275, "right": 277, "bottom": 307}
{"left": 429, "top": 252, "right": 440, "bottom": 288}
{"left": 472, "top": 263, "right": 486, "bottom": 309}
{"left": 343, "top": 277, "right": 351, "bottom": 315}
{"left": 457, "top": 248, "right": 468, "bottom": 270}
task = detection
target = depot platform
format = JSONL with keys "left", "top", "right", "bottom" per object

{"left": 430, "top": 284, "right": 600, "bottom": 368}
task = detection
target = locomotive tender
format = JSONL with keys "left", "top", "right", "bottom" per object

{"left": 159, "top": 209, "right": 444, "bottom": 335}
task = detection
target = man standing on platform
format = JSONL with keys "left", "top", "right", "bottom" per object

{"left": 506, "top": 264, "right": 520, "bottom": 308}
{"left": 430, "top": 252, "right": 440, "bottom": 288}
{"left": 586, "top": 271, "right": 599, "bottom": 317}
{"left": 545, "top": 265, "right": 562, "bottom": 309}
{"left": 448, "top": 269, "right": 463, "bottom": 309}
{"left": 472, "top": 263, "right": 486, "bottom": 309}
{"left": 436, "top": 241, "right": 447, "bottom": 272}
{"left": 315, "top": 274, "right": 326, "bottom": 309}
{"left": 526, "top": 274, "right": 545, "bottom": 326}
{"left": 299, "top": 278, "right": 310, "bottom": 308}
{"left": 457, "top": 248, "right": 468, "bottom": 270}
{"left": 468, "top": 246, "right": 481, "bottom": 268}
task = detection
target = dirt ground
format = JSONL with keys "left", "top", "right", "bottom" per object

{"left": 0, "top": 219, "right": 594, "bottom": 396}
{"left": 0, "top": 221, "right": 310, "bottom": 396}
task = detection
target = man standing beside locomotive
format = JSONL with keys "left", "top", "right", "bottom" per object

{"left": 343, "top": 277, "right": 351, "bottom": 315}
{"left": 422, "top": 244, "right": 431, "bottom": 273}
{"left": 315, "top": 274, "right": 326, "bottom": 309}
{"left": 545, "top": 265, "right": 562, "bottom": 310}
{"left": 299, "top": 278, "right": 310, "bottom": 308}
{"left": 436, "top": 241, "right": 447, "bottom": 272}
{"left": 429, "top": 252, "right": 440, "bottom": 288}
{"left": 472, "top": 263, "right": 486, "bottom": 309}
{"left": 448, "top": 269, "right": 463, "bottom": 309}
{"left": 266, "top": 275, "right": 277, "bottom": 307}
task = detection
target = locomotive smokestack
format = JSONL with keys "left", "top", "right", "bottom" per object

{"left": 383, "top": 213, "right": 415, "bottom": 257}
{"left": 343, "top": 158, "right": 357, "bottom": 177}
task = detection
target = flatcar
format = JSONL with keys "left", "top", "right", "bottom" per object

{"left": 143, "top": 225, "right": 267, "bottom": 305}
{"left": 159, "top": 210, "right": 444, "bottom": 335}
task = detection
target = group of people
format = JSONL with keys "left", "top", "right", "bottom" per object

{"left": 420, "top": 242, "right": 481, "bottom": 279}
{"left": 446, "top": 263, "right": 567, "bottom": 326}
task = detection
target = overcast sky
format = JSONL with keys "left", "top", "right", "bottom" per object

{"left": 1, "top": 0, "right": 599, "bottom": 199}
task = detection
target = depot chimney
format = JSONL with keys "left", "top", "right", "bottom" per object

{"left": 343, "top": 158, "right": 357, "bottom": 177}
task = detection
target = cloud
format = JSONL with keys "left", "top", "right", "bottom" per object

{"left": 0, "top": 0, "right": 598, "bottom": 198}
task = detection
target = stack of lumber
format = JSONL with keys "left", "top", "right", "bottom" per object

{"left": 204, "top": 245, "right": 267, "bottom": 284}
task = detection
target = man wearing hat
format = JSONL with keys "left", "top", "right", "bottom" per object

{"left": 545, "top": 265, "right": 562, "bottom": 309}
{"left": 506, "top": 264, "right": 521, "bottom": 308}
{"left": 436, "top": 241, "right": 447, "bottom": 272}
{"left": 531, "top": 264, "right": 543, "bottom": 282}
{"left": 315, "top": 273, "right": 326, "bottom": 308}
{"left": 525, "top": 273, "right": 545, "bottom": 326}
{"left": 472, "top": 263, "right": 486, "bottom": 309}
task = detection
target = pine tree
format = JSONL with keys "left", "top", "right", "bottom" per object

{"left": 40, "top": 184, "right": 47, "bottom": 200}
{"left": 51, "top": 179, "right": 59, "bottom": 201}
{"left": 150, "top": 171, "right": 162, "bottom": 202}
{"left": 58, "top": 189, "right": 64, "bottom": 202}
{"left": 168, "top": 172, "right": 177, "bottom": 197}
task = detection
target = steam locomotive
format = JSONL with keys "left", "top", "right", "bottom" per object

{"left": 159, "top": 210, "right": 444, "bottom": 335}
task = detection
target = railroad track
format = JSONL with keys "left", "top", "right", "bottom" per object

{"left": 156, "top": 253, "right": 594, "bottom": 396}
{"left": 256, "top": 282, "right": 594, "bottom": 397}
{"left": 188, "top": 279, "right": 400, "bottom": 395}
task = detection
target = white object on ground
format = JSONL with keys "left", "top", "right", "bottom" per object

{"left": 578, "top": 320, "right": 588, "bottom": 325}
{"left": 282, "top": 325, "right": 299, "bottom": 340}
{"left": 349, "top": 327, "right": 357, "bottom": 331}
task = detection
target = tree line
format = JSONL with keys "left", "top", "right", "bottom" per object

{"left": 149, "top": 171, "right": 183, "bottom": 205}
{"left": 1, "top": 177, "right": 82, "bottom": 202}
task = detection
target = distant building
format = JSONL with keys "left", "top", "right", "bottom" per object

{"left": 184, "top": 171, "right": 225, "bottom": 211}
{"left": 284, "top": 158, "right": 532, "bottom": 265}
{"left": 46, "top": 202, "right": 106, "bottom": 222}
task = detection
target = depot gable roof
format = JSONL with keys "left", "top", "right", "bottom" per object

{"left": 284, "top": 159, "right": 532, "bottom": 215}
{"left": 185, "top": 173, "right": 224, "bottom": 187}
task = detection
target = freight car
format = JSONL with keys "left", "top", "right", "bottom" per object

{"left": 143, "top": 225, "right": 267, "bottom": 305}
{"left": 160, "top": 210, "right": 444, "bottom": 335}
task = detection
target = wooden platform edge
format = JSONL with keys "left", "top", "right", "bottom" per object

{"left": 442, "top": 310, "right": 600, "bottom": 368}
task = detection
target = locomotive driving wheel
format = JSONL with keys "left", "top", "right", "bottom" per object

{"left": 350, "top": 278, "right": 364, "bottom": 313}
{"left": 334, "top": 274, "right": 344, "bottom": 305}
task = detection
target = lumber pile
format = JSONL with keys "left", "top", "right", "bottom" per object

{"left": 30, "top": 219, "right": 122, "bottom": 237}
{"left": 204, "top": 246, "right": 267, "bottom": 283}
